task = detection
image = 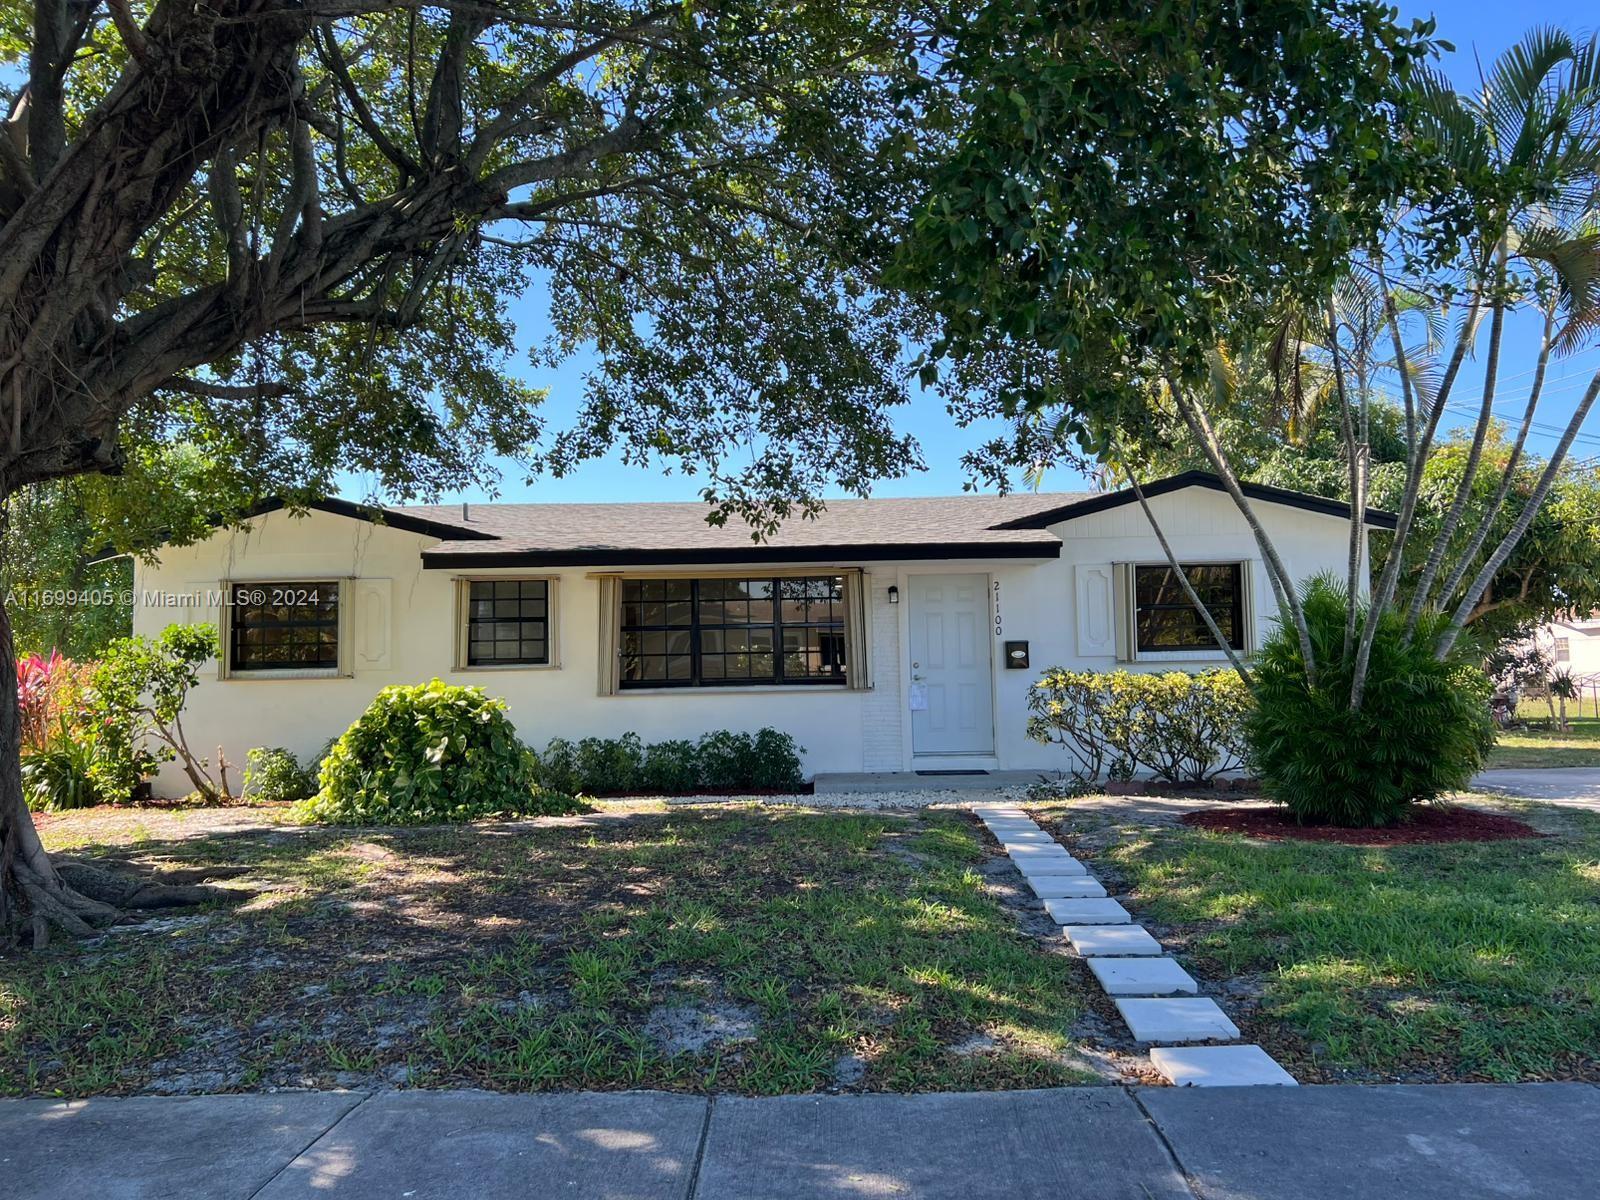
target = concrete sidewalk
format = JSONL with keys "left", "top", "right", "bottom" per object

{"left": 4, "top": 1083, "right": 1596, "bottom": 1200}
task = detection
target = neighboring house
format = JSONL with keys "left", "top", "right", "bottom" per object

{"left": 1529, "top": 615, "right": 1600, "bottom": 677}
{"left": 131, "top": 471, "right": 1391, "bottom": 794}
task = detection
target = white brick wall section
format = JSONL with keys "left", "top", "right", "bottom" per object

{"left": 861, "top": 581, "right": 904, "bottom": 771}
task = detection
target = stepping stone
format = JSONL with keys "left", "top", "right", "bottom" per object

{"left": 1045, "top": 898, "right": 1132, "bottom": 925}
{"left": 1006, "top": 842, "right": 1074, "bottom": 858}
{"left": 1086, "top": 957, "right": 1197, "bottom": 996}
{"left": 1149, "top": 1044, "right": 1297, "bottom": 1087}
{"left": 1115, "top": 998, "right": 1240, "bottom": 1043}
{"left": 1016, "top": 857, "right": 1088, "bottom": 877}
{"left": 1065, "top": 925, "right": 1163, "bottom": 957}
{"left": 971, "top": 807, "right": 1027, "bottom": 819}
{"left": 984, "top": 819, "right": 1042, "bottom": 832}
{"left": 1002, "top": 838, "right": 1060, "bottom": 854}
{"left": 1027, "top": 876, "right": 1107, "bottom": 899}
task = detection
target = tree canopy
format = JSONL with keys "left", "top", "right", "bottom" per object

{"left": 0, "top": 0, "right": 957, "bottom": 524}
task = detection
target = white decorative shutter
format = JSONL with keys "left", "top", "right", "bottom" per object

{"left": 1074, "top": 564, "right": 1116, "bottom": 658}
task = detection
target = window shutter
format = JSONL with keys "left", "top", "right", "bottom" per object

{"left": 1112, "top": 563, "right": 1135, "bottom": 663}
{"left": 1240, "top": 561, "right": 1258, "bottom": 655}
{"left": 453, "top": 578, "right": 470, "bottom": 671}
{"left": 844, "top": 569, "right": 872, "bottom": 691}
{"left": 596, "top": 575, "right": 621, "bottom": 696}
{"left": 216, "top": 579, "right": 232, "bottom": 679}
{"left": 337, "top": 578, "right": 355, "bottom": 677}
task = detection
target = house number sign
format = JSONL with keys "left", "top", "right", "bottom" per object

{"left": 992, "top": 580, "right": 1002, "bottom": 636}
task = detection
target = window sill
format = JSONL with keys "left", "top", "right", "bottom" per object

{"left": 1132, "top": 649, "right": 1246, "bottom": 664}
{"left": 613, "top": 684, "right": 851, "bottom": 697}
{"left": 225, "top": 667, "right": 343, "bottom": 681}
{"left": 454, "top": 662, "right": 561, "bottom": 673}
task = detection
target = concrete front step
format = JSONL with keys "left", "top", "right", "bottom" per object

{"left": 1065, "top": 925, "right": 1164, "bottom": 957}
{"left": 1027, "top": 876, "right": 1107, "bottom": 899}
{"left": 1086, "top": 957, "right": 1198, "bottom": 996}
{"left": 1149, "top": 1044, "right": 1298, "bottom": 1087}
{"left": 1115, "top": 998, "right": 1240, "bottom": 1044}
{"left": 1045, "top": 898, "right": 1132, "bottom": 925}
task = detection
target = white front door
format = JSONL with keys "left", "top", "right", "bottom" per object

{"left": 908, "top": 573, "right": 995, "bottom": 756}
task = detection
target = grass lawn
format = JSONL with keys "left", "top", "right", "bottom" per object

{"left": 2, "top": 804, "right": 1105, "bottom": 1098}
{"left": 1489, "top": 716, "right": 1600, "bottom": 769}
{"left": 1035, "top": 800, "right": 1600, "bottom": 1084}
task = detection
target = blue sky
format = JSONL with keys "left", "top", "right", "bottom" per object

{"left": 373, "top": 2, "right": 1600, "bottom": 507}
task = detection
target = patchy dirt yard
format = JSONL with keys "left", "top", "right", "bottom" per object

{"left": 4, "top": 803, "right": 1138, "bottom": 1097}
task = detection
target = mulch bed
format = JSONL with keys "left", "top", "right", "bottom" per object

{"left": 1104, "top": 777, "right": 1261, "bottom": 797}
{"left": 1182, "top": 804, "right": 1545, "bottom": 845}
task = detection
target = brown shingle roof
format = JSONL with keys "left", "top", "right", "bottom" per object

{"left": 401, "top": 493, "right": 1081, "bottom": 567}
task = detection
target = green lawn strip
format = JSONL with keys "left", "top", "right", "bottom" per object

{"left": 4, "top": 807, "right": 1098, "bottom": 1097}
{"left": 1064, "top": 814, "right": 1600, "bottom": 1082}
{"left": 1488, "top": 717, "right": 1600, "bottom": 768}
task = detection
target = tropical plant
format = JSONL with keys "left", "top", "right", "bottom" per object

{"left": 1548, "top": 668, "right": 1580, "bottom": 731}
{"left": 85, "top": 624, "right": 224, "bottom": 803}
{"left": 20, "top": 732, "right": 101, "bottom": 812}
{"left": 242, "top": 746, "right": 318, "bottom": 805}
{"left": 1027, "top": 669, "right": 1252, "bottom": 785}
{"left": 1246, "top": 578, "right": 1494, "bottom": 825}
{"left": 902, "top": 22, "right": 1600, "bottom": 823}
{"left": 300, "top": 681, "right": 576, "bottom": 825}
{"left": 17, "top": 650, "right": 75, "bottom": 752}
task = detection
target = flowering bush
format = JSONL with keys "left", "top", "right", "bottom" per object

{"left": 1027, "top": 668, "right": 1252, "bottom": 785}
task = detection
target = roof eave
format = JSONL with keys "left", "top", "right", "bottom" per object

{"left": 420, "top": 540, "right": 1062, "bottom": 569}
{"left": 992, "top": 470, "right": 1399, "bottom": 531}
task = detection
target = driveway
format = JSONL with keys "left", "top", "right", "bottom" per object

{"left": 1470, "top": 767, "right": 1600, "bottom": 812}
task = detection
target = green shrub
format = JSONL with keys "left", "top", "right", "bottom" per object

{"left": 640, "top": 738, "right": 700, "bottom": 792}
{"left": 243, "top": 746, "right": 318, "bottom": 804}
{"left": 297, "top": 680, "right": 579, "bottom": 824}
{"left": 573, "top": 732, "right": 643, "bottom": 793}
{"left": 1027, "top": 668, "right": 1251, "bottom": 784}
{"left": 747, "top": 727, "right": 805, "bottom": 789}
{"left": 21, "top": 734, "right": 101, "bottom": 811}
{"left": 86, "top": 624, "right": 219, "bottom": 801}
{"left": 536, "top": 737, "right": 581, "bottom": 795}
{"left": 695, "top": 729, "right": 757, "bottom": 789}
{"left": 534, "top": 727, "right": 805, "bottom": 794}
{"left": 1245, "top": 577, "right": 1494, "bottom": 826}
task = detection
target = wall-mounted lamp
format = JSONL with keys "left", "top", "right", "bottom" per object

{"left": 887, "top": 585, "right": 900, "bottom": 605}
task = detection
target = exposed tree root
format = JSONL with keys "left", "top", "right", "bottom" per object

{"left": 7, "top": 857, "right": 244, "bottom": 949}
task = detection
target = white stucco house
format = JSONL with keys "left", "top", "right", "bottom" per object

{"left": 1526, "top": 614, "right": 1600, "bottom": 678}
{"left": 130, "top": 471, "right": 1390, "bottom": 795}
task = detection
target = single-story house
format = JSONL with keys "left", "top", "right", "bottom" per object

{"left": 130, "top": 471, "right": 1392, "bottom": 795}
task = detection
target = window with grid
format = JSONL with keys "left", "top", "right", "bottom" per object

{"left": 1133, "top": 563, "right": 1244, "bottom": 652}
{"left": 619, "top": 576, "right": 846, "bottom": 687}
{"left": 466, "top": 579, "right": 550, "bottom": 666}
{"left": 230, "top": 582, "right": 340, "bottom": 670}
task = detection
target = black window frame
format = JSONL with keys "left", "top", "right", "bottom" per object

{"left": 228, "top": 580, "right": 341, "bottom": 672}
{"left": 1133, "top": 562, "right": 1245, "bottom": 653}
{"left": 619, "top": 575, "right": 848, "bottom": 689}
{"left": 464, "top": 577, "right": 553, "bottom": 667}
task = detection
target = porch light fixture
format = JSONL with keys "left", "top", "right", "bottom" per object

{"left": 887, "top": 585, "right": 899, "bottom": 605}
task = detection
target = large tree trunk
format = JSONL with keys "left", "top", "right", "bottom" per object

{"left": 1, "top": 590, "right": 233, "bottom": 946}
{"left": 0, "top": 594, "right": 122, "bottom": 944}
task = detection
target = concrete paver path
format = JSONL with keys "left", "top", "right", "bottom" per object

{"left": 5, "top": 1083, "right": 1597, "bottom": 1199}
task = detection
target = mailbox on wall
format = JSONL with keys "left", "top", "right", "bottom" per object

{"left": 1004, "top": 640, "right": 1030, "bottom": 669}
